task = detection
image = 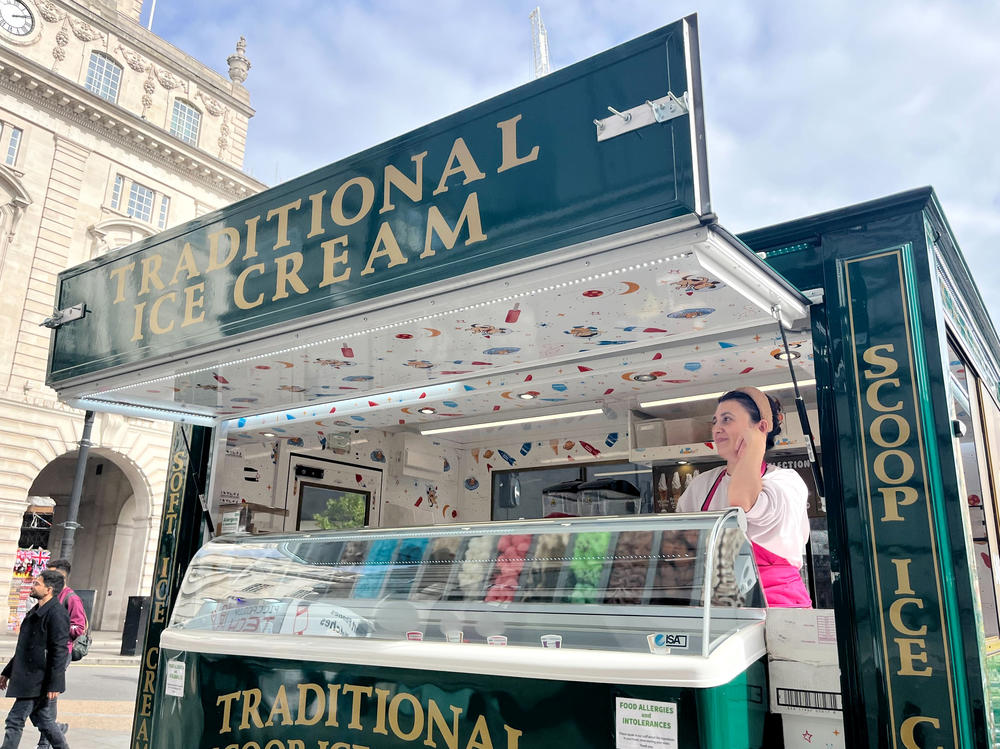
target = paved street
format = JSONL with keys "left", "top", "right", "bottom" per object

{"left": 0, "top": 664, "right": 139, "bottom": 748}
{"left": 1, "top": 630, "right": 140, "bottom": 748}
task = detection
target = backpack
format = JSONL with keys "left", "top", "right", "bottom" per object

{"left": 60, "top": 589, "right": 90, "bottom": 661}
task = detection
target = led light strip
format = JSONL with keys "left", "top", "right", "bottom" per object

{"left": 638, "top": 379, "right": 816, "bottom": 408}
{"left": 87, "top": 252, "right": 691, "bottom": 397}
{"left": 419, "top": 408, "right": 604, "bottom": 436}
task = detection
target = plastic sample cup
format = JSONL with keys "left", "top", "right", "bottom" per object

{"left": 540, "top": 634, "right": 562, "bottom": 648}
{"left": 446, "top": 630, "right": 464, "bottom": 643}
{"left": 487, "top": 635, "right": 508, "bottom": 646}
{"left": 405, "top": 631, "right": 423, "bottom": 641}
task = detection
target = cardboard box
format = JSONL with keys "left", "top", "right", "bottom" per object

{"left": 634, "top": 419, "right": 665, "bottom": 448}
{"left": 663, "top": 417, "right": 712, "bottom": 444}
{"left": 769, "top": 661, "right": 842, "bottom": 717}
{"left": 780, "top": 713, "right": 846, "bottom": 749}
{"left": 765, "top": 608, "right": 838, "bottom": 664}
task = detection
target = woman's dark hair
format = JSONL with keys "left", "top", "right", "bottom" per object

{"left": 718, "top": 390, "right": 783, "bottom": 449}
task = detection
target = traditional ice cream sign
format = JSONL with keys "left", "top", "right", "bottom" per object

{"left": 107, "top": 116, "right": 535, "bottom": 345}
{"left": 49, "top": 17, "right": 705, "bottom": 382}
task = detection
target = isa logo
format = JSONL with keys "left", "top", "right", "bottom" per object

{"left": 647, "top": 633, "right": 689, "bottom": 654}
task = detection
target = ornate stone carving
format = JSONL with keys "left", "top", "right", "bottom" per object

{"left": 154, "top": 67, "right": 187, "bottom": 92}
{"left": 52, "top": 47, "right": 66, "bottom": 62}
{"left": 226, "top": 36, "right": 250, "bottom": 84}
{"left": 196, "top": 91, "right": 225, "bottom": 117}
{"left": 118, "top": 45, "right": 148, "bottom": 73}
{"left": 37, "top": 1, "right": 62, "bottom": 23}
{"left": 55, "top": 29, "right": 68, "bottom": 47}
{"left": 69, "top": 18, "right": 104, "bottom": 43}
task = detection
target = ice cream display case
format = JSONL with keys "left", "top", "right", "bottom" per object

{"left": 153, "top": 510, "right": 768, "bottom": 749}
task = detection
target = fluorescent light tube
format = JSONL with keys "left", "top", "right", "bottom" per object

{"left": 419, "top": 408, "right": 603, "bottom": 436}
{"left": 639, "top": 379, "right": 816, "bottom": 408}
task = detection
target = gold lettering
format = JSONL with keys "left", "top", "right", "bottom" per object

{"left": 863, "top": 343, "right": 898, "bottom": 379}
{"left": 503, "top": 725, "right": 523, "bottom": 749}
{"left": 342, "top": 684, "right": 372, "bottom": 730}
{"left": 151, "top": 600, "right": 166, "bottom": 623}
{"left": 272, "top": 252, "right": 309, "bottom": 301}
{"left": 866, "top": 377, "right": 903, "bottom": 412}
{"left": 892, "top": 558, "right": 916, "bottom": 594}
{"left": 307, "top": 191, "right": 328, "bottom": 238}
{"left": 217, "top": 690, "right": 241, "bottom": 733}
{"left": 372, "top": 687, "right": 391, "bottom": 735}
{"left": 131, "top": 302, "right": 145, "bottom": 342}
{"left": 135, "top": 718, "right": 148, "bottom": 741}
{"left": 879, "top": 487, "right": 919, "bottom": 522}
{"left": 234, "top": 264, "right": 266, "bottom": 309}
{"left": 266, "top": 199, "right": 302, "bottom": 250}
{"left": 243, "top": 216, "right": 261, "bottom": 260}
{"left": 182, "top": 283, "right": 205, "bottom": 327}
{"left": 144, "top": 646, "right": 158, "bottom": 670}
{"left": 109, "top": 262, "right": 135, "bottom": 304}
{"left": 206, "top": 228, "right": 242, "bottom": 272}
{"left": 297, "top": 683, "right": 325, "bottom": 726}
{"left": 139, "top": 693, "right": 152, "bottom": 716}
{"left": 895, "top": 637, "right": 932, "bottom": 677}
{"left": 149, "top": 292, "right": 176, "bottom": 335}
{"left": 497, "top": 115, "right": 539, "bottom": 173}
{"left": 139, "top": 255, "right": 165, "bottom": 296}
{"left": 873, "top": 450, "right": 915, "bottom": 485}
{"left": 900, "top": 715, "right": 943, "bottom": 749}
{"left": 360, "top": 223, "right": 407, "bottom": 276}
{"left": 388, "top": 692, "right": 424, "bottom": 741}
{"left": 265, "top": 684, "right": 293, "bottom": 727}
{"left": 421, "top": 192, "right": 487, "bottom": 259}
{"left": 890, "top": 597, "right": 928, "bottom": 637}
{"left": 319, "top": 236, "right": 351, "bottom": 287}
{"left": 332, "top": 177, "right": 376, "bottom": 227}
{"left": 433, "top": 138, "right": 486, "bottom": 195}
{"left": 870, "top": 413, "right": 910, "bottom": 449}
{"left": 381, "top": 152, "right": 427, "bottom": 214}
{"left": 142, "top": 667, "right": 154, "bottom": 694}
{"left": 325, "top": 684, "right": 341, "bottom": 727}
{"left": 239, "top": 688, "right": 265, "bottom": 729}
{"left": 465, "top": 714, "right": 494, "bottom": 749}
{"left": 424, "top": 699, "right": 461, "bottom": 749}
{"left": 169, "top": 243, "right": 201, "bottom": 285}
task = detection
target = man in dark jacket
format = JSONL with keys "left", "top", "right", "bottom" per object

{"left": 0, "top": 570, "right": 70, "bottom": 748}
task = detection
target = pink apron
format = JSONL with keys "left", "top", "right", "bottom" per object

{"left": 701, "top": 466, "right": 812, "bottom": 608}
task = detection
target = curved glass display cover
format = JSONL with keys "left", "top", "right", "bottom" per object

{"left": 170, "top": 510, "right": 763, "bottom": 656}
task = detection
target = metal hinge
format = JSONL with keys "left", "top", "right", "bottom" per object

{"left": 40, "top": 303, "right": 87, "bottom": 329}
{"left": 594, "top": 92, "right": 689, "bottom": 142}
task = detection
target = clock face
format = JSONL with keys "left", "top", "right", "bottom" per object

{"left": 0, "top": 0, "right": 34, "bottom": 36}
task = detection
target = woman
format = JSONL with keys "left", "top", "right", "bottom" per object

{"left": 676, "top": 386, "right": 812, "bottom": 608}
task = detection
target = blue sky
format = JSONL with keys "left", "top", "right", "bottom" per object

{"left": 149, "top": 1, "right": 1000, "bottom": 328}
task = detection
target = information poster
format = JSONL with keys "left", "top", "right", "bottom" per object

{"left": 615, "top": 697, "right": 678, "bottom": 748}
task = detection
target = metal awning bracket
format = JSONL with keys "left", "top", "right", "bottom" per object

{"left": 595, "top": 92, "right": 689, "bottom": 142}
{"left": 40, "top": 303, "right": 87, "bottom": 329}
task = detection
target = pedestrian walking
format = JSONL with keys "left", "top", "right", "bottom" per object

{"left": 34, "top": 560, "right": 84, "bottom": 748}
{"left": 0, "top": 570, "right": 70, "bottom": 748}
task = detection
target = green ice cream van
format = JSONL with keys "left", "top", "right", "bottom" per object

{"left": 44, "top": 14, "right": 1000, "bottom": 749}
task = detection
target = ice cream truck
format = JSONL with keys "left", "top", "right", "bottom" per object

{"left": 43, "top": 14, "right": 1000, "bottom": 749}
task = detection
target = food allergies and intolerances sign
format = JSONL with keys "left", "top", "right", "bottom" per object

{"left": 614, "top": 697, "right": 678, "bottom": 749}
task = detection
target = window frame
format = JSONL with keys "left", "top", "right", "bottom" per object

{"left": 84, "top": 51, "right": 123, "bottom": 104}
{"left": 3, "top": 124, "right": 22, "bottom": 167}
{"left": 169, "top": 99, "right": 201, "bottom": 146}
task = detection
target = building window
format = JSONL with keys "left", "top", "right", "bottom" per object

{"left": 157, "top": 195, "right": 170, "bottom": 229}
{"left": 110, "top": 174, "right": 124, "bottom": 210}
{"left": 126, "top": 181, "right": 154, "bottom": 223}
{"left": 84, "top": 52, "right": 123, "bottom": 104}
{"left": 169, "top": 100, "right": 200, "bottom": 146}
{"left": 3, "top": 125, "right": 22, "bottom": 166}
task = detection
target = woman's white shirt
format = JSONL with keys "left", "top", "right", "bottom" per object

{"left": 676, "top": 465, "right": 810, "bottom": 566}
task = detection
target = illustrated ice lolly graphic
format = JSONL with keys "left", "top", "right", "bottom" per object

{"left": 605, "top": 432, "right": 619, "bottom": 447}
{"left": 498, "top": 449, "right": 516, "bottom": 466}
{"left": 520, "top": 442, "right": 532, "bottom": 456}
{"left": 580, "top": 440, "right": 601, "bottom": 457}
{"left": 505, "top": 303, "right": 521, "bottom": 323}
{"left": 341, "top": 344, "right": 354, "bottom": 358}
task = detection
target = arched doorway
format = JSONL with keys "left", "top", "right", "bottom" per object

{"left": 27, "top": 449, "right": 151, "bottom": 629}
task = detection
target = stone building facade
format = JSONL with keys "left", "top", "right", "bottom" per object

{"left": 0, "top": 0, "right": 264, "bottom": 629}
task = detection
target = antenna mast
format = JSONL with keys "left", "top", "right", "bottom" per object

{"left": 529, "top": 7, "right": 551, "bottom": 79}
